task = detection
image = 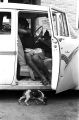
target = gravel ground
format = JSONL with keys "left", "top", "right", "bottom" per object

{"left": 0, "top": 90, "right": 79, "bottom": 120}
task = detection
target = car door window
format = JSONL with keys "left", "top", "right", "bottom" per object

{"left": 52, "top": 12, "right": 69, "bottom": 37}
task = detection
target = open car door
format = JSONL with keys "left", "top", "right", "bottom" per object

{"left": 49, "top": 8, "right": 60, "bottom": 90}
{"left": 50, "top": 7, "right": 77, "bottom": 93}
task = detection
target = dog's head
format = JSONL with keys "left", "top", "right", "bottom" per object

{"left": 31, "top": 90, "right": 39, "bottom": 97}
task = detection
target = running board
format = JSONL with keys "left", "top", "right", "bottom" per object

{"left": 0, "top": 80, "right": 51, "bottom": 90}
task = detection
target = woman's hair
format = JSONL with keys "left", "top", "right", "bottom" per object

{"left": 18, "top": 17, "right": 29, "bottom": 28}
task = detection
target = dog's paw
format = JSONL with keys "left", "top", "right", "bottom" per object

{"left": 43, "top": 101, "right": 47, "bottom": 105}
{"left": 25, "top": 103, "right": 30, "bottom": 106}
{"left": 43, "top": 98, "right": 47, "bottom": 105}
{"left": 24, "top": 102, "right": 30, "bottom": 106}
{"left": 18, "top": 100, "right": 22, "bottom": 104}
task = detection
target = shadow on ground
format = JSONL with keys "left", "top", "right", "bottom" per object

{"left": 0, "top": 89, "right": 79, "bottom": 100}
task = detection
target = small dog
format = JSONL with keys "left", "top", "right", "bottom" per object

{"left": 18, "top": 89, "right": 47, "bottom": 105}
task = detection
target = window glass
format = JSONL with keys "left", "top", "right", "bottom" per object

{"left": 0, "top": 12, "right": 11, "bottom": 34}
{"left": 52, "top": 12, "right": 69, "bottom": 37}
{"left": 18, "top": 11, "right": 51, "bottom": 36}
{"left": 52, "top": 14, "right": 58, "bottom": 36}
{"left": 0, "top": 0, "right": 3, "bottom": 2}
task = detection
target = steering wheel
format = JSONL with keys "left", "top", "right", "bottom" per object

{"left": 34, "top": 26, "right": 43, "bottom": 43}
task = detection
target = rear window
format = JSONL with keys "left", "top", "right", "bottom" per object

{"left": 0, "top": 12, "right": 11, "bottom": 34}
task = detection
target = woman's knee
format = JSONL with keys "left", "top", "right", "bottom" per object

{"left": 32, "top": 54, "right": 39, "bottom": 61}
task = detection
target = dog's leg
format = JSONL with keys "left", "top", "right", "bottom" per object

{"left": 18, "top": 96, "right": 25, "bottom": 103}
{"left": 24, "top": 96, "right": 30, "bottom": 106}
{"left": 38, "top": 97, "right": 43, "bottom": 102}
{"left": 37, "top": 90, "right": 47, "bottom": 104}
{"left": 38, "top": 90, "right": 45, "bottom": 99}
{"left": 24, "top": 90, "right": 31, "bottom": 106}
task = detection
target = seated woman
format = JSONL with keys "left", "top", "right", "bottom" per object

{"left": 18, "top": 17, "right": 51, "bottom": 85}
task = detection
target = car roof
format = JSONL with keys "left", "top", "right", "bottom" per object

{"left": 0, "top": 2, "right": 65, "bottom": 13}
{"left": 0, "top": 3, "right": 49, "bottom": 12}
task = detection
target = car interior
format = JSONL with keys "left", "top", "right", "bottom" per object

{"left": 17, "top": 11, "right": 52, "bottom": 85}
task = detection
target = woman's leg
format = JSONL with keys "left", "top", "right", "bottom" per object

{"left": 32, "top": 54, "right": 50, "bottom": 82}
{"left": 25, "top": 53, "right": 48, "bottom": 85}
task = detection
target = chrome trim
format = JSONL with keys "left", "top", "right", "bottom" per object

{"left": 0, "top": 51, "right": 16, "bottom": 55}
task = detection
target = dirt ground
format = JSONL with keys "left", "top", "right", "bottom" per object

{"left": 0, "top": 90, "right": 79, "bottom": 120}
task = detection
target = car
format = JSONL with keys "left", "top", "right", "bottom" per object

{"left": 0, "top": 2, "right": 79, "bottom": 93}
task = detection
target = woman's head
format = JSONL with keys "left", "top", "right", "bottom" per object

{"left": 18, "top": 17, "right": 29, "bottom": 29}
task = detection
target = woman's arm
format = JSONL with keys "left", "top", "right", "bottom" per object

{"left": 18, "top": 28, "right": 31, "bottom": 34}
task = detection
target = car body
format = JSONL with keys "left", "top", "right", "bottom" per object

{"left": 0, "top": 2, "right": 79, "bottom": 93}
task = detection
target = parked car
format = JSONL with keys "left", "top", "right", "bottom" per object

{"left": 0, "top": 2, "right": 79, "bottom": 93}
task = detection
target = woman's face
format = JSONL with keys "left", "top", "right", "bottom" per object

{"left": 19, "top": 23, "right": 24, "bottom": 29}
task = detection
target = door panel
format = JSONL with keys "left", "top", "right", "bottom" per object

{"left": 0, "top": 36, "right": 15, "bottom": 51}
{"left": 0, "top": 10, "right": 16, "bottom": 84}
{"left": 51, "top": 40, "right": 60, "bottom": 90}
{"left": 0, "top": 35, "right": 16, "bottom": 84}
{"left": 56, "top": 63, "right": 75, "bottom": 93}
{"left": 56, "top": 49, "right": 79, "bottom": 93}
{"left": 0, "top": 55, "right": 15, "bottom": 84}
{"left": 49, "top": 8, "right": 60, "bottom": 90}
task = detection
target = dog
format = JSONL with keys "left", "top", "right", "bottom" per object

{"left": 18, "top": 89, "right": 47, "bottom": 105}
